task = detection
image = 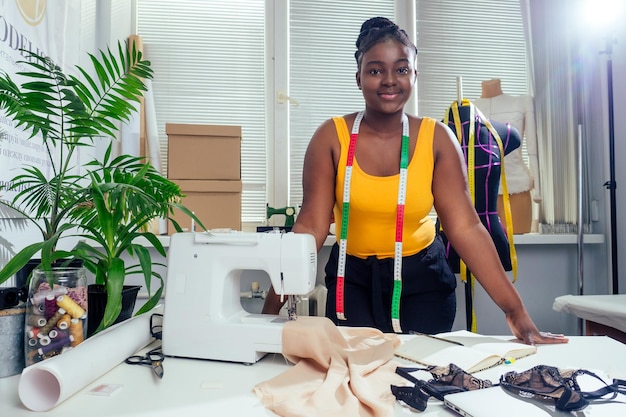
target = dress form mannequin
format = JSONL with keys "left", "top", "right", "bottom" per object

{"left": 441, "top": 101, "right": 520, "bottom": 272}
{"left": 473, "top": 79, "right": 538, "bottom": 234}
{"left": 441, "top": 99, "right": 520, "bottom": 331}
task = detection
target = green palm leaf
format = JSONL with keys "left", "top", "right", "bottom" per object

{"left": 1, "top": 39, "right": 198, "bottom": 335}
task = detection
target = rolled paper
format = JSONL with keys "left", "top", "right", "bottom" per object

{"left": 18, "top": 305, "right": 161, "bottom": 412}
{"left": 56, "top": 295, "right": 85, "bottom": 319}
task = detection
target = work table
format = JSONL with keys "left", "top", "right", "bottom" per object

{"left": 1, "top": 335, "right": 625, "bottom": 416}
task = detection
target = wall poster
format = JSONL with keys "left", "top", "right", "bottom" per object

{"left": 0, "top": 0, "right": 81, "bottom": 217}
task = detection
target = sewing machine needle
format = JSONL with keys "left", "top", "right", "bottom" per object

{"left": 287, "top": 295, "right": 297, "bottom": 320}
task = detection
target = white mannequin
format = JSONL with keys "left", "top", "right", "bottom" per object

{"left": 473, "top": 79, "right": 539, "bottom": 234}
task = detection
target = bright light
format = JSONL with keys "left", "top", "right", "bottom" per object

{"left": 581, "top": 0, "right": 624, "bottom": 30}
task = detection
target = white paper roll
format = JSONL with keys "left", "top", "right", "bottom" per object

{"left": 18, "top": 305, "right": 162, "bottom": 411}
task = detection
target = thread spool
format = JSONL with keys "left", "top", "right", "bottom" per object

{"left": 31, "top": 303, "right": 45, "bottom": 314}
{"left": 37, "top": 334, "right": 74, "bottom": 355}
{"left": 26, "top": 349, "right": 43, "bottom": 364}
{"left": 39, "top": 308, "right": 66, "bottom": 336}
{"left": 69, "top": 318, "right": 84, "bottom": 347}
{"left": 38, "top": 335, "right": 51, "bottom": 347}
{"left": 56, "top": 295, "right": 85, "bottom": 319}
{"left": 27, "top": 314, "right": 47, "bottom": 327}
{"left": 31, "top": 286, "right": 68, "bottom": 305}
{"left": 57, "top": 313, "right": 71, "bottom": 330}
{"left": 44, "top": 294, "right": 58, "bottom": 319}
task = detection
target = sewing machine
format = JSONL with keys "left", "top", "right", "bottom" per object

{"left": 256, "top": 204, "right": 297, "bottom": 232}
{"left": 268, "top": 204, "right": 296, "bottom": 227}
{"left": 162, "top": 230, "right": 316, "bottom": 364}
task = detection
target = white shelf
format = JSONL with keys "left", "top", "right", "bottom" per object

{"left": 511, "top": 233, "right": 604, "bottom": 245}
{"left": 322, "top": 233, "right": 604, "bottom": 246}
{"left": 151, "top": 233, "right": 604, "bottom": 249}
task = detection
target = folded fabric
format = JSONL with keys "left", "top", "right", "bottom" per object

{"left": 253, "top": 316, "right": 409, "bottom": 417}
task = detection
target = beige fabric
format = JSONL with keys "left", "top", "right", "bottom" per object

{"left": 254, "top": 316, "right": 409, "bottom": 417}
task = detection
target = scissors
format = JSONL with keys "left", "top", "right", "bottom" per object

{"left": 125, "top": 346, "right": 164, "bottom": 379}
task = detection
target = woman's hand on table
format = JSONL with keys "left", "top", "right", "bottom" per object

{"left": 507, "top": 311, "right": 569, "bottom": 345}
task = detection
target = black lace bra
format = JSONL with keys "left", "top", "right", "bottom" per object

{"left": 392, "top": 363, "right": 626, "bottom": 412}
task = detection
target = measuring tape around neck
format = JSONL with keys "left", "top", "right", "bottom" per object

{"left": 336, "top": 110, "right": 409, "bottom": 333}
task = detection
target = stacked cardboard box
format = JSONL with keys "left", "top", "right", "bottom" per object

{"left": 166, "top": 123, "right": 242, "bottom": 233}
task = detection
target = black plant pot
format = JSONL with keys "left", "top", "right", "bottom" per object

{"left": 87, "top": 284, "right": 141, "bottom": 337}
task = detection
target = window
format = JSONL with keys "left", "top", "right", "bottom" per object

{"left": 286, "top": 0, "right": 395, "bottom": 206}
{"left": 136, "top": 0, "right": 529, "bottom": 228}
{"left": 136, "top": 0, "right": 267, "bottom": 224}
{"left": 414, "top": 0, "right": 527, "bottom": 119}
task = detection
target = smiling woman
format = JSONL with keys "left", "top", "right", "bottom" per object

{"left": 260, "top": 15, "right": 568, "bottom": 347}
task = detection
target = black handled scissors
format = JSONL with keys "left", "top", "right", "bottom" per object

{"left": 125, "top": 346, "right": 164, "bottom": 379}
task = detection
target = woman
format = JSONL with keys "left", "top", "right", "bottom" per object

{"left": 263, "top": 16, "right": 566, "bottom": 345}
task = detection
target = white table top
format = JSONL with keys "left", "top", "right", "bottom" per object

{"left": 554, "top": 294, "right": 626, "bottom": 333}
{"left": 1, "top": 336, "right": 626, "bottom": 416}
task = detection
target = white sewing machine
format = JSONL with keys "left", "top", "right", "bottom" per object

{"left": 162, "top": 230, "right": 317, "bottom": 364}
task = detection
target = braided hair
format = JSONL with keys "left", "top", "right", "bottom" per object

{"left": 354, "top": 17, "right": 417, "bottom": 68}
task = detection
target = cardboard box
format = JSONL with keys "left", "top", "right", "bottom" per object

{"left": 166, "top": 123, "right": 241, "bottom": 180}
{"left": 169, "top": 180, "right": 242, "bottom": 234}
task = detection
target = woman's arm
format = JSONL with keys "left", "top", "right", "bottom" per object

{"left": 431, "top": 121, "right": 567, "bottom": 345}
{"left": 262, "top": 119, "right": 339, "bottom": 314}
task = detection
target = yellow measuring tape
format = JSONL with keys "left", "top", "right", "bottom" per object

{"left": 443, "top": 100, "right": 517, "bottom": 332}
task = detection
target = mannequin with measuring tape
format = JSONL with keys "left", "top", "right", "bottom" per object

{"left": 440, "top": 100, "right": 520, "bottom": 276}
{"left": 262, "top": 17, "right": 566, "bottom": 346}
{"left": 439, "top": 99, "right": 521, "bottom": 332}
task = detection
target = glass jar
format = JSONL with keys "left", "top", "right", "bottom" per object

{"left": 24, "top": 267, "right": 88, "bottom": 366}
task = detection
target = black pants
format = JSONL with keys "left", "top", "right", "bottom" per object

{"left": 324, "top": 235, "right": 457, "bottom": 334}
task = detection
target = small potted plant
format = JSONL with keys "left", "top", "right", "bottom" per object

{"left": 66, "top": 143, "right": 199, "bottom": 334}
{"left": 0, "top": 40, "right": 200, "bottom": 336}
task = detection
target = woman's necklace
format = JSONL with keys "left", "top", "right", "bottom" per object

{"left": 336, "top": 110, "right": 409, "bottom": 333}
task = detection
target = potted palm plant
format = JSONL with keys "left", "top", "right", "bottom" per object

{"left": 0, "top": 40, "right": 200, "bottom": 335}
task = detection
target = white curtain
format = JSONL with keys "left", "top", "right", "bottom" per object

{"left": 520, "top": 0, "right": 597, "bottom": 232}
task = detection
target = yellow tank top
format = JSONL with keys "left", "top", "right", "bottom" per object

{"left": 333, "top": 116, "right": 436, "bottom": 259}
